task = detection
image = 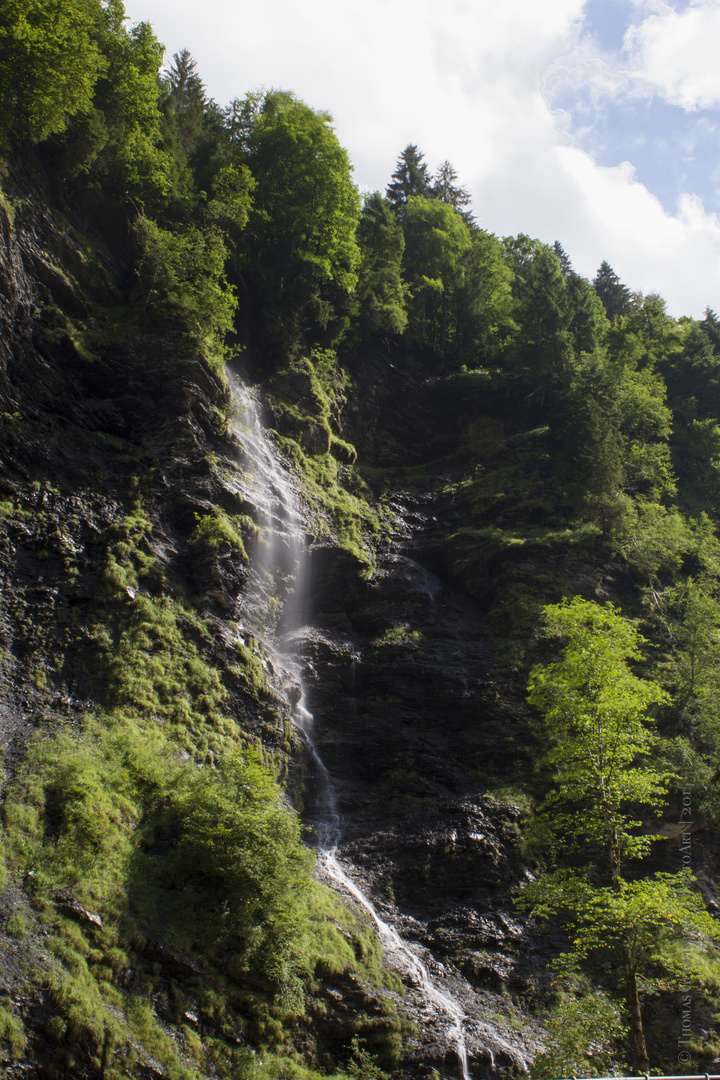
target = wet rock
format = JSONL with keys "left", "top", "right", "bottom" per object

{"left": 309, "top": 543, "right": 367, "bottom": 611}
{"left": 54, "top": 893, "right": 103, "bottom": 931}
{"left": 142, "top": 938, "right": 203, "bottom": 979}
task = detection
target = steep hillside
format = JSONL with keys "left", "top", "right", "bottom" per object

{"left": 2, "top": 4, "right": 720, "bottom": 1077}
{"left": 0, "top": 158, "right": 415, "bottom": 1080}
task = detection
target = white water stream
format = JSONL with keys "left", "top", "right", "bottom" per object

{"left": 228, "top": 371, "right": 473, "bottom": 1080}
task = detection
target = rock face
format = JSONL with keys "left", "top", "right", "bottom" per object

{"left": 300, "top": 493, "right": 546, "bottom": 1074}
{"left": 0, "top": 158, "right": 550, "bottom": 1079}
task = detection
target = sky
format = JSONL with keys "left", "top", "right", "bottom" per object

{"left": 123, "top": 0, "right": 720, "bottom": 319}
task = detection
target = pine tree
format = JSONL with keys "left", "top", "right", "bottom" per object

{"left": 386, "top": 144, "right": 431, "bottom": 214}
{"left": 593, "top": 260, "right": 632, "bottom": 321}
{"left": 163, "top": 49, "right": 208, "bottom": 157}
{"left": 432, "top": 160, "right": 475, "bottom": 224}
{"left": 552, "top": 240, "right": 573, "bottom": 278}
{"left": 703, "top": 306, "right": 720, "bottom": 353}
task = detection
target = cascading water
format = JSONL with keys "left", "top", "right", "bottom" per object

{"left": 228, "top": 370, "right": 474, "bottom": 1080}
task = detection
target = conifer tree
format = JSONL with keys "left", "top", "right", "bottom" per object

{"left": 162, "top": 49, "right": 210, "bottom": 166}
{"left": 432, "top": 160, "right": 475, "bottom": 224}
{"left": 703, "top": 306, "right": 720, "bottom": 354}
{"left": 552, "top": 240, "right": 573, "bottom": 278}
{"left": 593, "top": 260, "right": 633, "bottom": 321}
{"left": 386, "top": 144, "right": 431, "bottom": 214}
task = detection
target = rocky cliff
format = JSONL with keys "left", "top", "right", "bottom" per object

{"left": 0, "top": 149, "right": 715, "bottom": 1080}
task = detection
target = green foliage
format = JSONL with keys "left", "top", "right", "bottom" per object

{"left": 619, "top": 500, "right": 689, "bottom": 577}
{"left": 386, "top": 143, "right": 432, "bottom": 213}
{"left": 0, "top": 0, "right": 105, "bottom": 144}
{"left": 160, "top": 747, "right": 314, "bottom": 964}
{"left": 551, "top": 341, "right": 675, "bottom": 543}
{"left": 374, "top": 624, "right": 423, "bottom": 646}
{"left": 88, "top": 6, "right": 168, "bottom": 199}
{"left": 134, "top": 215, "right": 237, "bottom": 362}
{"left": 402, "top": 195, "right": 472, "bottom": 352}
{"left": 528, "top": 596, "right": 668, "bottom": 872}
{"left": 346, "top": 1035, "right": 391, "bottom": 1080}
{"left": 28, "top": 0, "right": 172, "bottom": 202}
{"left": 432, "top": 160, "right": 474, "bottom": 223}
{"left": 642, "top": 530, "right": 720, "bottom": 819}
{"left": 160, "top": 48, "right": 208, "bottom": 172}
{"left": 207, "top": 161, "right": 255, "bottom": 244}
{"left": 523, "top": 597, "right": 718, "bottom": 1069}
{"left": 353, "top": 192, "right": 408, "bottom": 338}
{"left": 529, "top": 991, "right": 627, "bottom": 1079}
{"left": 593, "top": 261, "right": 633, "bottom": 322}
{"left": 504, "top": 235, "right": 575, "bottom": 394}
{"left": 6, "top": 910, "right": 28, "bottom": 939}
{"left": 189, "top": 509, "right": 248, "bottom": 559}
{"left": 2, "top": 701, "right": 388, "bottom": 1072}
{"left": 566, "top": 271, "right": 609, "bottom": 354}
{"left": 0, "top": 1003, "right": 27, "bottom": 1060}
{"left": 452, "top": 229, "right": 516, "bottom": 366}
{"left": 237, "top": 90, "right": 361, "bottom": 358}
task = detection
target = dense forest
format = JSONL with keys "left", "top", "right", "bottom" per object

{"left": 2, "top": 2, "right": 720, "bottom": 1078}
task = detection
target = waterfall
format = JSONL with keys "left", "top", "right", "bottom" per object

{"left": 228, "top": 370, "right": 473, "bottom": 1080}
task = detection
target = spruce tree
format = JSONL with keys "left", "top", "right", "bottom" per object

{"left": 593, "top": 260, "right": 632, "bottom": 321}
{"left": 386, "top": 144, "right": 431, "bottom": 214}
{"left": 703, "top": 306, "right": 720, "bottom": 353}
{"left": 432, "top": 160, "right": 475, "bottom": 224}
{"left": 163, "top": 49, "right": 208, "bottom": 158}
{"left": 552, "top": 240, "right": 573, "bottom": 278}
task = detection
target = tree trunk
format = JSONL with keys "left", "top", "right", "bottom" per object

{"left": 623, "top": 944, "right": 650, "bottom": 1072}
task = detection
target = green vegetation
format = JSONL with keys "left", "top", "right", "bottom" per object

{"left": 189, "top": 508, "right": 249, "bottom": 560}
{"left": 520, "top": 599, "right": 720, "bottom": 1070}
{"left": 266, "top": 348, "right": 383, "bottom": 561}
{"left": 374, "top": 625, "right": 424, "bottom": 647}
{"left": 0, "top": 483, "right": 403, "bottom": 1078}
{"left": 5, "top": 3, "right": 720, "bottom": 1076}
{"left": 528, "top": 990, "right": 627, "bottom": 1079}
{"left": 0, "top": 1002, "right": 27, "bottom": 1059}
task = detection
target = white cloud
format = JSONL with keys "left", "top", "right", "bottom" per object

{"left": 548, "top": 149, "right": 720, "bottom": 312}
{"left": 627, "top": 2, "right": 720, "bottom": 108}
{"left": 121, "top": 0, "right": 720, "bottom": 317}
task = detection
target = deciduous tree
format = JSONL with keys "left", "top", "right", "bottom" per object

{"left": 0, "top": 0, "right": 105, "bottom": 144}
{"left": 352, "top": 192, "right": 408, "bottom": 339}
{"left": 401, "top": 195, "right": 471, "bottom": 351}
{"left": 522, "top": 598, "right": 717, "bottom": 1070}
{"left": 238, "top": 90, "right": 360, "bottom": 358}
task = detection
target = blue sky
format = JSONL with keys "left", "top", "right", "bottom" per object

{"left": 546, "top": 0, "right": 720, "bottom": 219}
{"left": 123, "top": 0, "right": 720, "bottom": 318}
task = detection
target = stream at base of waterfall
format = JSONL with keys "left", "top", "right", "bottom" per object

{"left": 228, "top": 370, "right": 525, "bottom": 1080}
